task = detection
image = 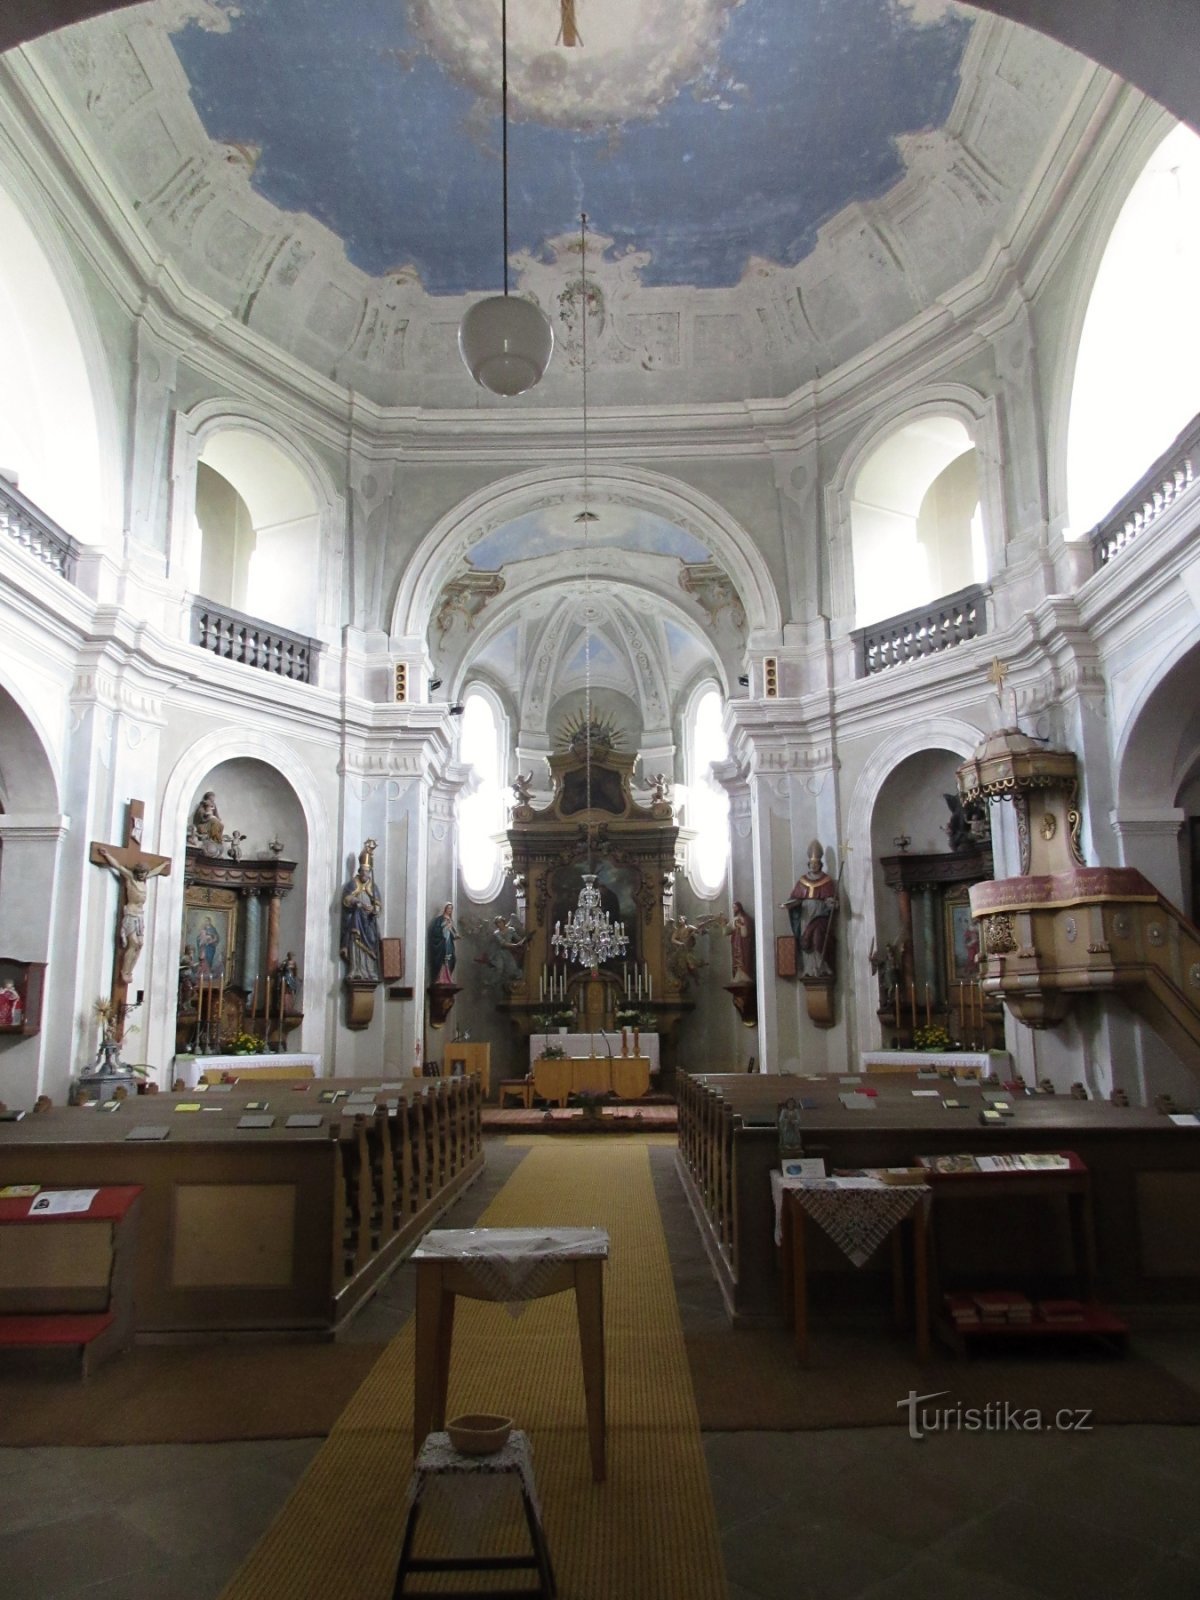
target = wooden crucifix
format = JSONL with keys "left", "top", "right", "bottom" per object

{"left": 90, "top": 800, "right": 171, "bottom": 1040}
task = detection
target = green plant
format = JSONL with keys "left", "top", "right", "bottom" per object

{"left": 228, "top": 1031, "right": 266, "bottom": 1055}
{"left": 538, "top": 1042, "right": 566, "bottom": 1060}
{"left": 913, "top": 1024, "right": 952, "bottom": 1052}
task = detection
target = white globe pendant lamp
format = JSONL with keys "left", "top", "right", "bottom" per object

{"left": 458, "top": 0, "right": 554, "bottom": 396}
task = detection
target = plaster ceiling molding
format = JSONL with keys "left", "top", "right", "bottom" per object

{"left": 22, "top": 0, "right": 1094, "bottom": 407}
{"left": 434, "top": 570, "right": 506, "bottom": 641}
{"left": 678, "top": 561, "right": 747, "bottom": 633}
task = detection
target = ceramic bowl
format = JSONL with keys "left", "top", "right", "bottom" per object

{"left": 446, "top": 1413, "right": 513, "bottom": 1455}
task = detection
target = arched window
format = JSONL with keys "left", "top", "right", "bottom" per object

{"left": 190, "top": 430, "right": 321, "bottom": 635}
{"left": 1067, "top": 122, "right": 1200, "bottom": 535}
{"left": 849, "top": 416, "right": 983, "bottom": 627}
{"left": 458, "top": 689, "right": 507, "bottom": 901}
{"left": 0, "top": 183, "right": 107, "bottom": 544}
{"left": 685, "top": 686, "right": 730, "bottom": 897}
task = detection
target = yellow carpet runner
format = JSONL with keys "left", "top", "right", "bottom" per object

{"left": 220, "top": 1134, "right": 727, "bottom": 1599}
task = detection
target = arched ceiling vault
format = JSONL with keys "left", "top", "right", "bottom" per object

{"left": 442, "top": 568, "right": 727, "bottom": 746}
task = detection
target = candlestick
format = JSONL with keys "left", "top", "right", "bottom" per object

{"left": 217, "top": 973, "right": 225, "bottom": 1045}
{"left": 925, "top": 984, "right": 931, "bottom": 1028}
{"left": 636, "top": 970, "right": 642, "bottom": 1000}
{"left": 647, "top": 972, "right": 652, "bottom": 1001}
{"left": 894, "top": 985, "right": 901, "bottom": 1033}
{"left": 909, "top": 982, "right": 917, "bottom": 1033}
{"left": 250, "top": 978, "right": 258, "bottom": 1020}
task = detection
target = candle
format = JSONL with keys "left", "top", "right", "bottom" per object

{"left": 636, "top": 970, "right": 642, "bottom": 1000}
{"left": 925, "top": 984, "right": 931, "bottom": 1028}
{"left": 909, "top": 983, "right": 917, "bottom": 1032}
{"left": 217, "top": 973, "right": 225, "bottom": 1043}
{"left": 894, "top": 984, "right": 901, "bottom": 1032}
{"left": 647, "top": 972, "right": 652, "bottom": 1000}
{"left": 250, "top": 978, "right": 258, "bottom": 1020}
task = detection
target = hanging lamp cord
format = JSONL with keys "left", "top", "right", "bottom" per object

{"left": 581, "top": 210, "right": 592, "bottom": 871}
{"left": 501, "top": 0, "right": 510, "bottom": 297}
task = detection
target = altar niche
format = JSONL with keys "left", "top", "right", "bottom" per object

{"left": 505, "top": 732, "right": 688, "bottom": 1043}
{"left": 176, "top": 850, "right": 300, "bottom": 1053}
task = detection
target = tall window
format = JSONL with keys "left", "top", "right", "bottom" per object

{"left": 686, "top": 686, "right": 730, "bottom": 896}
{"left": 850, "top": 417, "right": 982, "bottom": 627}
{"left": 0, "top": 184, "right": 107, "bottom": 545}
{"left": 1067, "top": 122, "right": 1200, "bottom": 534}
{"left": 458, "top": 689, "right": 506, "bottom": 899}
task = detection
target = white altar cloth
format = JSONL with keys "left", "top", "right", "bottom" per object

{"left": 529, "top": 1032, "right": 659, "bottom": 1076}
{"left": 860, "top": 1050, "right": 1010, "bottom": 1075}
{"left": 173, "top": 1052, "right": 322, "bottom": 1087}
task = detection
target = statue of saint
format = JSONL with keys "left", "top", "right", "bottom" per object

{"left": 783, "top": 841, "right": 838, "bottom": 978}
{"left": 428, "top": 902, "right": 459, "bottom": 985}
{"left": 725, "top": 900, "right": 755, "bottom": 983}
{"left": 340, "top": 841, "right": 382, "bottom": 983}
{"left": 98, "top": 847, "right": 169, "bottom": 982}
{"left": 489, "top": 915, "right": 531, "bottom": 990}
{"left": 190, "top": 791, "right": 225, "bottom": 857}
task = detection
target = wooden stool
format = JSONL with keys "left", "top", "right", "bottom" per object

{"left": 498, "top": 1077, "right": 533, "bottom": 1109}
{"left": 392, "top": 1428, "right": 555, "bottom": 1599}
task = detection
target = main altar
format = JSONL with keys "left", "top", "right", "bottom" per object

{"left": 502, "top": 726, "right": 691, "bottom": 1052}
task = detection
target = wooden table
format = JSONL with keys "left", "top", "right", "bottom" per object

{"left": 775, "top": 1176, "right": 930, "bottom": 1362}
{"left": 412, "top": 1226, "right": 609, "bottom": 1482}
{"left": 531, "top": 1056, "right": 650, "bottom": 1106}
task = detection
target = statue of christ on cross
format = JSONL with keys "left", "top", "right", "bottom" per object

{"left": 90, "top": 800, "right": 171, "bottom": 1037}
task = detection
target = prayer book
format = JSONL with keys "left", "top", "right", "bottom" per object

{"left": 100, "top": 1100, "right": 122, "bottom": 1113}
{"left": 126, "top": 1125, "right": 170, "bottom": 1140}
{"left": 918, "top": 1152, "right": 978, "bottom": 1173}
{"left": 286, "top": 1114, "right": 323, "bottom": 1129}
{"left": 243, "top": 1100, "right": 270, "bottom": 1111}
{"left": 839, "top": 1092, "right": 874, "bottom": 1110}
{"left": 175, "top": 1103, "right": 202, "bottom": 1113}
{"left": 0, "top": 1183, "right": 40, "bottom": 1197}
{"left": 942, "top": 1099, "right": 964, "bottom": 1109}
{"left": 979, "top": 1108, "right": 1004, "bottom": 1124}
{"left": 237, "top": 1114, "right": 276, "bottom": 1129}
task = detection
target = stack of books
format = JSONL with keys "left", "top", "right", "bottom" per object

{"left": 972, "top": 1290, "right": 1034, "bottom": 1324}
{"left": 1037, "top": 1298, "right": 1087, "bottom": 1325}
{"left": 944, "top": 1293, "right": 981, "bottom": 1328}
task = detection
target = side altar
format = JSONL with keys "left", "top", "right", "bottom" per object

{"left": 502, "top": 728, "right": 690, "bottom": 1049}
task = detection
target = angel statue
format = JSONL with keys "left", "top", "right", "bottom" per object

{"left": 512, "top": 772, "right": 535, "bottom": 809}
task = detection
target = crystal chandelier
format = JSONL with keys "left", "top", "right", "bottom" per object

{"left": 552, "top": 214, "right": 628, "bottom": 973}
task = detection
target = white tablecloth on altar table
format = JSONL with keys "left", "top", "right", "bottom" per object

{"left": 860, "top": 1050, "right": 1010, "bottom": 1075}
{"left": 173, "top": 1052, "right": 322, "bottom": 1087}
{"left": 529, "top": 1033, "right": 659, "bottom": 1076}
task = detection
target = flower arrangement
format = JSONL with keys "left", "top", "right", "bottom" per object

{"left": 228, "top": 1031, "right": 266, "bottom": 1056}
{"left": 913, "top": 1024, "right": 952, "bottom": 1052}
{"left": 616, "top": 1008, "right": 655, "bottom": 1029}
{"left": 537, "top": 1042, "right": 567, "bottom": 1060}
{"left": 533, "top": 1009, "right": 574, "bottom": 1032}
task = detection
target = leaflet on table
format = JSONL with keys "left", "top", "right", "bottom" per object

{"left": 28, "top": 1188, "right": 99, "bottom": 1215}
{"left": 780, "top": 1158, "right": 826, "bottom": 1179}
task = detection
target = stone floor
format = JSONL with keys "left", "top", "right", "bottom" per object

{"left": 1, "top": 1135, "right": 1198, "bottom": 1599}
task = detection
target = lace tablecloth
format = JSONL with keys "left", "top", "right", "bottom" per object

{"left": 414, "top": 1226, "right": 610, "bottom": 1302}
{"left": 770, "top": 1173, "right": 930, "bottom": 1267}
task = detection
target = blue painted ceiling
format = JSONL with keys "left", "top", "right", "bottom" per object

{"left": 170, "top": 0, "right": 973, "bottom": 296}
{"left": 467, "top": 508, "right": 712, "bottom": 570}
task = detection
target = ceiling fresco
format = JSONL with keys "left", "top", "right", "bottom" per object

{"left": 168, "top": 0, "right": 974, "bottom": 295}
{"left": 466, "top": 506, "right": 713, "bottom": 570}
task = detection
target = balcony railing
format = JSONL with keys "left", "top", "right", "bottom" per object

{"left": 1089, "top": 411, "right": 1199, "bottom": 570}
{"left": 0, "top": 478, "right": 78, "bottom": 582}
{"left": 852, "top": 583, "right": 988, "bottom": 678}
{"left": 191, "top": 598, "right": 320, "bottom": 684}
